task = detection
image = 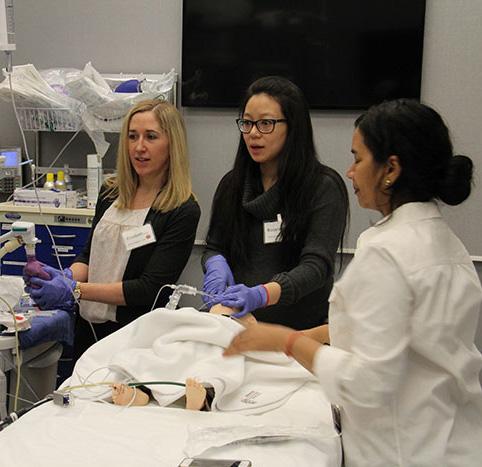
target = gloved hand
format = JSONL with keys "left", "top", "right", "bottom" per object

{"left": 25, "top": 271, "right": 76, "bottom": 311}
{"left": 23, "top": 263, "right": 72, "bottom": 287}
{"left": 219, "top": 284, "right": 268, "bottom": 318}
{"left": 202, "top": 255, "right": 235, "bottom": 304}
{"left": 23, "top": 259, "right": 50, "bottom": 282}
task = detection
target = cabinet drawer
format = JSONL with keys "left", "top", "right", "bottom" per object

{"left": 1, "top": 223, "right": 90, "bottom": 275}
{"left": 1, "top": 261, "right": 25, "bottom": 276}
{"left": 36, "top": 225, "right": 91, "bottom": 248}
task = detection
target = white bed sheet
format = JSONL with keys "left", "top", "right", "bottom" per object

{"left": 0, "top": 308, "right": 342, "bottom": 466}
{"left": 0, "top": 381, "right": 341, "bottom": 467}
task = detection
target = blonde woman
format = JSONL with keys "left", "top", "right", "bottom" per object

{"left": 25, "top": 100, "right": 200, "bottom": 358}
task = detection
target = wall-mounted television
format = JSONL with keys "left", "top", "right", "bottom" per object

{"left": 181, "top": 0, "right": 426, "bottom": 110}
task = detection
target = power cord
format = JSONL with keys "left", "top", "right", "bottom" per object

{"left": 0, "top": 394, "right": 52, "bottom": 432}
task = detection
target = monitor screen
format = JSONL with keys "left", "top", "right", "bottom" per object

{"left": 0, "top": 148, "right": 20, "bottom": 167}
{"left": 182, "top": 0, "right": 426, "bottom": 109}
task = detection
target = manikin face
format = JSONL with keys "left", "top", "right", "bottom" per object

{"left": 346, "top": 127, "right": 391, "bottom": 215}
{"left": 242, "top": 93, "right": 288, "bottom": 169}
{"left": 128, "top": 110, "right": 170, "bottom": 183}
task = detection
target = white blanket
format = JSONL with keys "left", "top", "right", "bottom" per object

{"left": 71, "top": 308, "right": 317, "bottom": 415}
{"left": 0, "top": 308, "right": 342, "bottom": 466}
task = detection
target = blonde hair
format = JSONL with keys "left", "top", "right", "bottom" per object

{"left": 104, "top": 99, "right": 193, "bottom": 212}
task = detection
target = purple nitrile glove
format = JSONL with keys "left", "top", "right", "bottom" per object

{"left": 23, "top": 263, "right": 72, "bottom": 287}
{"left": 220, "top": 284, "right": 268, "bottom": 318}
{"left": 23, "top": 258, "right": 50, "bottom": 281}
{"left": 202, "top": 255, "right": 235, "bottom": 305}
{"left": 25, "top": 271, "right": 76, "bottom": 311}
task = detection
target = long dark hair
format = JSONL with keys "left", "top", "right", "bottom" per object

{"left": 355, "top": 99, "right": 473, "bottom": 209}
{"left": 207, "top": 76, "right": 348, "bottom": 267}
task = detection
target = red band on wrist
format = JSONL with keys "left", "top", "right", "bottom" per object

{"left": 284, "top": 331, "right": 304, "bottom": 357}
{"left": 261, "top": 284, "right": 270, "bottom": 307}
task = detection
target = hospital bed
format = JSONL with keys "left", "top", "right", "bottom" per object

{"left": 0, "top": 308, "right": 342, "bottom": 467}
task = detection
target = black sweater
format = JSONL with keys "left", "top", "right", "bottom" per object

{"left": 203, "top": 168, "right": 346, "bottom": 329}
{"left": 76, "top": 187, "right": 201, "bottom": 325}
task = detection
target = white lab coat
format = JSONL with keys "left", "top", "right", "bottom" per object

{"left": 313, "top": 202, "right": 482, "bottom": 467}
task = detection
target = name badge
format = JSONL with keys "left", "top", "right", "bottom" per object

{"left": 263, "top": 214, "right": 282, "bottom": 244}
{"left": 122, "top": 223, "right": 156, "bottom": 251}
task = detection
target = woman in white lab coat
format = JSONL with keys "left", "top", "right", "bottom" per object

{"left": 223, "top": 99, "right": 482, "bottom": 467}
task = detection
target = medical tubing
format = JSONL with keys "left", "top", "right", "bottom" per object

{"left": 18, "top": 371, "right": 40, "bottom": 401}
{"left": 0, "top": 394, "right": 52, "bottom": 432}
{"left": 163, "top": 284, "right": 217, "bottom": 311}
{"left": 61, "top": 380, "right": 186, "bottom": 392}
{"left": 7, "top": 70, "right": 83, "bottom": 310}
{"left": 7, "top": 72, "right": 32, "bottom": 178}
{"left": 55, "top": 380, "right": 186, "bottom": 405}
{"left": 5, "top": 393, "right": 35, "bottom": 405}
{"left": 128, "top": 381, "right": 186, "bottom": 388}
{"left": 66, "top": 364, "right": 126, "bottom": 399}
{"left": 150, "top": 284, "right": 172, "bottom": 311}
{"left": 165, "top": 287, "right": 182, "bottom": 310}
{"left": 0, "top": 238, "right": 22, "bottom": 259}
{"left": 88, "top": 319, "right": 99, "bottom": 342}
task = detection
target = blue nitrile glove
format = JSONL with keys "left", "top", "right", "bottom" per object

{"left": 25, "top": 272, "right": 76, "bottom": 311}
{"left": 202, "top": 255, "right": 235, "bottom": 304}
{"left": 220, "top": 284, "right": 268, "bottom": 318}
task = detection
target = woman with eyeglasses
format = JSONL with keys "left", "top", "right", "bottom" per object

{"left": 223, "top": 99, "right": 482, "bottom": 467}
{"left": 202, "top": 76, "right": 348, "bottom": 329}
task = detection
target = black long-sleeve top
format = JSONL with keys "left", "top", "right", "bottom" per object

{"left": 76, "top": 187, "right": 201, "bottom": 325}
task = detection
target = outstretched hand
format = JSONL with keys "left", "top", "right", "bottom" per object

{"left": 223, "top": 322, "right": 292, "bottom": 356}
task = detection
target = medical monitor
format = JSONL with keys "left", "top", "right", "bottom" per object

{"left": 181, "top": 0, "right": 426, "bottom": 109}
{"left": 0, "top": 147, "right": 20, "bottom": 167}
{"left": 0, "top": 147, "right": 22, "bottom": 200}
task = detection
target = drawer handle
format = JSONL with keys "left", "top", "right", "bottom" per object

{"left": 52, "top": 234, "right": 77, "bottom": 239}
{"left": 52, "top": 246, "right": 74, "bottom": 252}
{"left": 2, "top": 260, "right": 27, "bottom": 266}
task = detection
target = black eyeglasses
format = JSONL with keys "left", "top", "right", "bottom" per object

{"left": 236, "top": 118, "right": 287, "bottom": 134}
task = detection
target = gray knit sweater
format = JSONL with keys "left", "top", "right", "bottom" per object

{"left": 203, "top": 168, "right": 346, "bottom": 329}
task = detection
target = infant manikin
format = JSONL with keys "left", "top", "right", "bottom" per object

{"left": 110, "top": 304, "right": 255, "bottom": 410}
{"left": 111, "top": 378, "right": 211, "bottom": 410}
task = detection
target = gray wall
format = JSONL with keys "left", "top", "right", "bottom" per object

{"left": 0, "top": 1, "right": 481, "bottom": 365}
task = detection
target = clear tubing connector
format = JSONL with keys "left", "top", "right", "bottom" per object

{"left": 165, "top": 284, "right": 215, "bottom": 310}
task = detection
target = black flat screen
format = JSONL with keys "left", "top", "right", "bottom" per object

{"left": 181, "top": 0, "right": 426, "bottom": 109}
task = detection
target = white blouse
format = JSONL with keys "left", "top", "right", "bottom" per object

{"left": 314, "top": 202, "right": 482, "bottom": 467}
